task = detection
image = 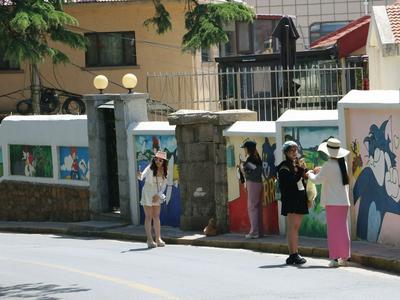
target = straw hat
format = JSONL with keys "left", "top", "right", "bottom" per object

{"left": 318, "top": 138, "right": 349, "bottom": 159}
{"left": 154, "top": 151, "right": 168, "bottom": 161}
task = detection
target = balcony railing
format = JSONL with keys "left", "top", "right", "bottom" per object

{"left": 146, "top": 63, "right": 365, "bottom": 121}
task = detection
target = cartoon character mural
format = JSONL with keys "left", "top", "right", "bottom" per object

{"left": 351, "top": 139, "right": 363, "bottom": 180}
{"left": 10, "top": 145, "right": 53, "bottom": 178}
{"left": 283, "top": 126, "right": 339, "bottom": 238}
{"left": 352, "top": 117, "right": 400, "bottom": 244}
{"left": 22, "top": 148, "right": 35, "bottom": 176}
{"left": 226, "top": 136, "right": 279, "bottom": 234}
{"left": 262, "top": 137, "right": 277, "bottom": 180}
{"left": 60, "top": 147, "right": 90, "bottom": 181}
{"left": 135, "top": 135, "right": 180, "bottom": 227}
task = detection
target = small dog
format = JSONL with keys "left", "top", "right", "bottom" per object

{"left": 203, "top": 218, "right": 218, "bottom": 236}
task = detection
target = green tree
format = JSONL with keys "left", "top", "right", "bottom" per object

{"left": 0, "top": 0, "right": 86, "bottom": 114}
{"left": 145, "top": 0, "right": 255, "bottom": 52}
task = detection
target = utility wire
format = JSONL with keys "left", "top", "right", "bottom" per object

{"left": 38, "top": 69, "right": 58, "bottom": 89}
{"left": 53, "top": 64, "right": 65, "bottom": 89}
{"left": 0, "top": 87, "right": 30, "bottom": 98}
{"left": 68, "top": 61, "right": 125, "bottom": 89}
{"left": 4, "top": 22, "right": 190, "bottom": 96}
{"left": 67, "top": 24, "right": 183, "bottom": 51}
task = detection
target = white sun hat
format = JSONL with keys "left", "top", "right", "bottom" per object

{"left": 318, "top": 138, "right": 350, "bottom": 159}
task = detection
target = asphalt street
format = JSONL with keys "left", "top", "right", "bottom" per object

{"left": 0, "top": 233, "right": 399, "bottom": 300}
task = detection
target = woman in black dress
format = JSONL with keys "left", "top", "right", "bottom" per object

{"left": 277, "top": 140, "right": 309, "bottom": 264}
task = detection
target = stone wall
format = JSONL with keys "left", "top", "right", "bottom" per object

{"left": 0, "top": 181, "right": 89, "bottom": 221}
{"left": 169, "top": 110, "right": 257, "bottom": 232}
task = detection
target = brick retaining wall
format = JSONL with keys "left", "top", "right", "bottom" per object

{"left": 0, "top": 180, "right": 90, "bottom": 221}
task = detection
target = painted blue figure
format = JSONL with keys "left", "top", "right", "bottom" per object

{"left": 262, "top": 137, "right": 276, "bottom": 179}
{"left": 353, "top": 119, "right": 400, "bottom": 242}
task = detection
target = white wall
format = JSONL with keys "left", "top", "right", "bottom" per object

{"left": 367, "top": 5, "right": 400, "bottom": 90}
{"left": 127, "top": 121, "right": 176, "bottom": 225}
{"left": 0, "top": 115, "right": 88, "bottom": 186}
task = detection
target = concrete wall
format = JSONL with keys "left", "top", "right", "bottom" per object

{"left": 223, "top": 124, "right": 279, "bottom": 234}
{"left": 0, "top": 115, "right": 88, "bottom": 185}
{"left": 127, "top": 122, "right": 180, "bottom": 226}
{"left": 339, "top": 90, "right": 400, "bottom": 247}
{"left": 0, "top": 115, "right": 90, "bottom": 221}
{"left": 276, "top": 110, "right": 339, "bottom": 237}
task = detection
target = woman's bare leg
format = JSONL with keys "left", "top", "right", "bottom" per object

{"left": 152, "top": 206, "right": 163, "bottom": 244}
{"left": 143, "top": 206, "right": 154, "bottom": 243}
{"left": 287, "top": 213, "right": 303, "bottom": 254}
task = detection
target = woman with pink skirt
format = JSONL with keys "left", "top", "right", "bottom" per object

{"left": 307, "top": 138, "right": 351, "bottom": 267}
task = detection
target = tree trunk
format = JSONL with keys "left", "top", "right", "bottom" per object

{"left": 31, "top": 64, "right": 41, "bottom": 114}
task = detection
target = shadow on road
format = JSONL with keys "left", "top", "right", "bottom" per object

{"left": 259, "top": 264, "right": 330, "bottom": 269}
{"left": 0, "top": 283, "right": 90, "bottom": 299}
{"left": 121, "top": 247, "right": 152, "bottom": 253}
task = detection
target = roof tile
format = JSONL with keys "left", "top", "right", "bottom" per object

{"left": 310, "top": 16, "right": 370, "bottom": 49}
{"left": 386, "top": 3, "right": 400, "bottom": 43}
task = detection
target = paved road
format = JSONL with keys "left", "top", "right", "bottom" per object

{"left": 0, "top": 233, "right": 399, "bottom": 300}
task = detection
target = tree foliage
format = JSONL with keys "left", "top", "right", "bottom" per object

{"left": 144, "top": 0, "right": 172, "bottom": 34}
{"left": 182, "top": 1, "right": 254, "bottom": 52}
{"left": 0, "top": 0, "right": 86, "bottom": 66}
{"left": 145, "top": 0, "right": 255, "bottom": 52}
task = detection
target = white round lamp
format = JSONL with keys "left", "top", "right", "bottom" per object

{"left": 93, "top": 75, "right": 109, "bottom": 94}
{"left": 122, "top": 73, "right": 137, "bottom": 94}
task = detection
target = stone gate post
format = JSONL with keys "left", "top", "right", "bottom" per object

{"left": 168, "top": 109, "right": 256, "bottom": 232}
{"left": 84, "top": 93, "right": 148, "bottom": 222}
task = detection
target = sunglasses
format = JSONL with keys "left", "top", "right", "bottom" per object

{"left": 154, "top": 158, "right": 164, "bottom": 163}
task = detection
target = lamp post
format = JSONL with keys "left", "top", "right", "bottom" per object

{"left": 93, "top": 75, "right": 109, "bottom": 94}
{"left": 122, "top": 73, "right": 138, "bottom": 94}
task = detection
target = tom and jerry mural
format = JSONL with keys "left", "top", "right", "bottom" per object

{"left": 348, "top": 110, "right": 400, "bottom": 246}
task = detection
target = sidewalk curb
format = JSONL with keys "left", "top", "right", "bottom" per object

{"left": 350, "top": 254, "right": 400, "bottom": 274}
{"left": 0, "top": 226, "right": 399, "bottom": 275}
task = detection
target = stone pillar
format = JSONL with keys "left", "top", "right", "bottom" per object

{"left": 85, "top": 94, "right": 113, "bottom": 217}
{"left": 114, "top": 93, "right": 148, "bottom": 221}
{"left": 84, "top": 93, "right": 148, "bottom": 222}
{"left": 168, "top": 109, "right": 256, "bottom": 232}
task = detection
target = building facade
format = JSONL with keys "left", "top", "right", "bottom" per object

{"left": 367, "top": 2, "right": 400, "bottom": 89}
{"left": 245, "top": 0, "right": 393, "bottom": 49}
{"left": 0, "top": 0, "right": 207, "bottom": 113}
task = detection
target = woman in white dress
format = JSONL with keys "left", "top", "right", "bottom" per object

{"left": 137, "top": 151, "right": 168, "bottom": 248}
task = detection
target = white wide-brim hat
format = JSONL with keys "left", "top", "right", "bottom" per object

{"left": 318, "top": 138, "right": 350, "bottom": 159}
{"left": 154, "top": 151, "right": 168, "bottom": 161}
